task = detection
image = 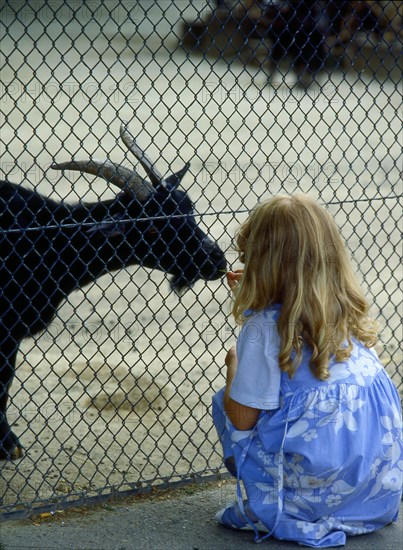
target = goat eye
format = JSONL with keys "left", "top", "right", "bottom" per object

{"left": 148, "top": 227, "right": 158, "bottom": 236}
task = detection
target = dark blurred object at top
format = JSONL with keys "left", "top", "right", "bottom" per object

{"left": 180, "top": 1, "right": 402, "bottom": 87}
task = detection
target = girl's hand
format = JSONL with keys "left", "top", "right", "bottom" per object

{"left": 226, "top": 269, "right": 244, "bottom": 292}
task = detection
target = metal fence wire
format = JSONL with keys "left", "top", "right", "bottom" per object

{"left": 0, "top": 1, "right": 401, "bottom": 516}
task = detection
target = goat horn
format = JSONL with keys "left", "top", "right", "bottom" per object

{"left": 120, "top": 121, "right": 163, "bottom": 187}
{"left": 51, "top": 160, "right": 154, "bottom": 201}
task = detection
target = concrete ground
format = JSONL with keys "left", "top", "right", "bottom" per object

{"left": 0, "top": 480, "right": 401, "bottom": 550}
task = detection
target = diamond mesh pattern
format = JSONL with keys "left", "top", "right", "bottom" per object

{"left": 0, "top": 1, "right": 401, "bottom": 515}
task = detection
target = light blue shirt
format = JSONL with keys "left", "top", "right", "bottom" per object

{"left": 230, "top": 306, "right": 282, "bottom": 410}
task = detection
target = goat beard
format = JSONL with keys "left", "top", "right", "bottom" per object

{"left": 169, "top": 273, "right": 193, "bottom": 295}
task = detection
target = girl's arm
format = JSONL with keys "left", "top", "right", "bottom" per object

{"left": 223, "top": 346, "right": 261, "bottom": 430}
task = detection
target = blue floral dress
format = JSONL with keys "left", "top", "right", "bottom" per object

{"left": 213, "top": 307, "right": 403, "bottom": 547}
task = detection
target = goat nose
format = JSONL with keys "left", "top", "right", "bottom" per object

{"left": 203, "top": 236, "right": 220, "bottom": 250}
{"left": 208, "top": 242, "right": 227, "bottom": 267}
{"left": 213, "top": 246, "right": 226, "bottom": 263}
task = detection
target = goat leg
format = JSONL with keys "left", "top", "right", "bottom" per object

{"left": 0, "top": 344, "right": 23, "bottom": 460}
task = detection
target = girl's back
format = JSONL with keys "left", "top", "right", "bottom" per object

{"left": 213, "top": 195, "right": 402, "bottom": 546}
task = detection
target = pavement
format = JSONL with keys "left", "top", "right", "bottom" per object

{"left": 0, "top": 480, "right": 402, "bottom": 550}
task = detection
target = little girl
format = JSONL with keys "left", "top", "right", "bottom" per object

{"left": 212, "top": 194, "right": 402, "bottom": 547}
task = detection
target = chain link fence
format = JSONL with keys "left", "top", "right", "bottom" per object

{"left": 0, "top": 1, "right": 401, "bottom": 516}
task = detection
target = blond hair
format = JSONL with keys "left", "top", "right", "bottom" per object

{"left": 232, "top": 194, "right": 379, "bottom": 380}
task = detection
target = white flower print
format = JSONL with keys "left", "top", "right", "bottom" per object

{"left": 353, "top": 361, "right": 380, "bottom": 386}
{"left": 285, "top": 493, "right": 315, "bottom": 513}
{"left": 257, "top": 449, "right": 274, "bottom": 467}
{"left": 287, "top": 420, "right": 309, "bottom": 438}
{"left": 285, "top": 454, "right": 305, "bottom": 485}
{"left": 381, "top": 410, "right": 403, "bottom": 466}
{"left": 381, "top": 468, "right": 402, "bottom": 492}
{"left": 297, "top": 521, "right": 315, "bottom": 534}
{"left": 346, "top": 523, "right": 375, "bottom": 535}
{"left": 315, "top": 397, "right": 340, "bottom": 427}
{"left": 325, "top": 493, "right": 342, "bottom": 507}
{"left": 298, "top": 474, "right": 327, "bottom": 489}
{"left": 296, "top": 521, "right": 329, "bottom": 539}
{"left": 332, "top": 387, "right": 365, "bottom": 434}
{"left": 370, "top": 458, "right": 382, "bottom": 478}
{"left": 327, "top": 363, "right": 352, "bottom": 383}
{"left": 331, "top": 479, "right": 356, "bottom": 495}
{"left": 365, "top": 463, "right": 393, "bottom": 501}
{"left": 230, "top": 429, "right": 253, "bottom": 443}
{"left": 302, "top": 429, "right": 318, "bottom": 442}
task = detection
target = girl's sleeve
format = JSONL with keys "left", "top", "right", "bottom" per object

{"left": 229, "top": 310, "right": 281, "bottom": 410}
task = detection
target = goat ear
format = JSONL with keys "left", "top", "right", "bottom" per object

{"left": 164, "top": 162, "right": 191, "bottom": 190}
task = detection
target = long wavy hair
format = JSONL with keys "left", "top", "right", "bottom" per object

{"left": 232, "top": 194, "right": 379, "bottom": 380}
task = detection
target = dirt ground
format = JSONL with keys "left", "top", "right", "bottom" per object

{"left": 0, "top": 2, "right": 401, "bottom": 514}
{"left": 1, "top": 483, "right": 401, "bottom": 550}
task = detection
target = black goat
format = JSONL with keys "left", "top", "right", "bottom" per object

{"left": 0, "top": 123, "right": 227, "bottom": 459}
